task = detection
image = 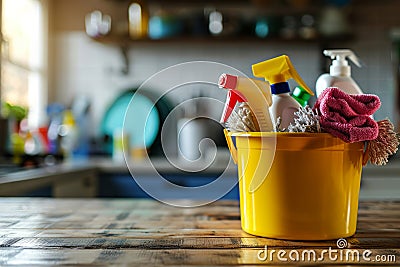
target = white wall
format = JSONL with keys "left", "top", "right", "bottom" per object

{"left": 53, "top": 34, "right": 322, "bottom": 136}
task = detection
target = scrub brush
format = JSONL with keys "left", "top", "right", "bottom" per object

{"left": 274, "top": 117, "right": 286, "bottom": 132}
{"left": 287, "top": 106, "right": 321, "bottom": 133}
{"left": 225, "top": 103, "right": 258, "bottom": 132}
{"left": 365, "top": 119, "right": 399, "bottom": 165}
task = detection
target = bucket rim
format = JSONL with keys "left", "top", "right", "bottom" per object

{"left": 226, "top": 132, "right": 336, "bottom": 138}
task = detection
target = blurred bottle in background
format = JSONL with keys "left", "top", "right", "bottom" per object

{"left": 318, "top": 0, "right": 351, "bottom": 37}
{"left": 47, "top": 103, "right": 65, "bottom": 156}
{"left": 128, "top": 1, "right": 149, "bottom": 39}
{"left": 58, "top": 110, "right": 78, "bottom": 160}
{"left": 70, "top": 97, "right": 91, "bottom": 159}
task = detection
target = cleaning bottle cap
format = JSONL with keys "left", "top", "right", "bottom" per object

{"left": 292, "top": 86, "right": 311, "bottom": 107}
{"left": 323, "top": 49, "right": 362, "bottom": 76}
{"left": 219, "top": 73, "right": 272, "bottom": 106}
{"left": 251, "top": 55, "right": 314, "bottom": 96}
{"left": 218, "top": 73, "right": 238, "bottom": 89}
{"left": 220, "top": 90, "right": 247, "bottom": 123}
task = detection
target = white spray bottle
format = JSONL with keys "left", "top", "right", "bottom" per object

{"left": 252, "top": 55, "right": 314, "bottom": 129}
{"left": 316, "top": 49, "right": 363, "bottom": 97}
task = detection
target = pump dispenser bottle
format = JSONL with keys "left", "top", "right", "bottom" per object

{"left": 316, "top": 49, "right": 363, "bottom": 97}
{"left": 252, "top": 55, "right": 314, "bottom": 129}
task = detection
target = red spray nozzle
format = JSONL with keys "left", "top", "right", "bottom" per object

{"left": 218, "top": 73, "right": 238, "bottom": 89}
{"left": 220, "top": 90, "right": 247, "bottom": 123}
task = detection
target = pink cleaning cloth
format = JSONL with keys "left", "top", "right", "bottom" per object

{"left": 319, "top": 116, "right": 379, "bottom": 143}
{"left": 314, "top": 87, "right": 381, "bottom": 143}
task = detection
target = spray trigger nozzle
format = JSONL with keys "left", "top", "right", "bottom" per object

{"left": 220, "top": 90, "right": 247, "bottom": 123}
{"left": 252, "top": 55, "right": 314, "bottom": 96}
{"left": 323, "top": 49, "right": 363, "bottom": 68}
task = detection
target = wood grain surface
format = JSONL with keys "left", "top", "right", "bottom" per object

{"left": 0, "top": 198, "right": 398, "bottom": 266}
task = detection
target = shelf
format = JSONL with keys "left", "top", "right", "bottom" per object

{"left": 90, "top": 33, "right": 355, "bottom": 47}
{"left": 89, "top": 0, "right": 357, "bottom": 48}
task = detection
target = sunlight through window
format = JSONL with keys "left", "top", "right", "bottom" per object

{"left": 1, "top": 0, "right": 47, "bottom": 128}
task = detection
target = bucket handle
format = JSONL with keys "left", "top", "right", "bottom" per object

{"left": 224, "top": 129, "right": 238, "bottom": 164}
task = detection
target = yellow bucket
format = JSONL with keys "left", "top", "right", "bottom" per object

{"left": 224, "top": 130, "right": 366, "bottom": 240}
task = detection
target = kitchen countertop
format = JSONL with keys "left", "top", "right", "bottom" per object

{"left": 0, "top": 156, "right": 399, "bottom": 198}
{"left": 0, "top": 198, "right": 398, "bottom": 265}
{"left": 1, "top": 155, "right": 399, "bottom": 177}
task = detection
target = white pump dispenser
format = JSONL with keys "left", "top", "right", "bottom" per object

{"left": 316, "top": 49, "right": 363, "bottom": 97}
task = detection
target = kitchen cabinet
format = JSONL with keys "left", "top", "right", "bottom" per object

{"left": 96, "top": 157, "right": 239, "bottom": 199}
{"left": 98, "top": 173, "right": 239, "bottom": 199}
{"left": 0, "top": 164, "right": 98, "bottom": 197}
{"left": 0, "top": 157, "right": 240, "bottom": 199}
{"left": 1, "top": 156, "right": 398, "bottom": 199}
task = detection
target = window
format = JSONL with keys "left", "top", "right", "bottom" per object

{"left": 1, "top": 0, "right": 47, "bottom": 128}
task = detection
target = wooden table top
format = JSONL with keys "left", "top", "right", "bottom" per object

{"left": 0, "top": 198, "right": 398, "bottom": 266}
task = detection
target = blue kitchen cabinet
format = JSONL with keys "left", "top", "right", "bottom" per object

{"left": 98, "top": 173, "right": 239, "bottom": 200}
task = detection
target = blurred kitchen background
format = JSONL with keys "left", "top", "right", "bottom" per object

{"left": 0, "top": 0, "right": 399, "bottom": 199}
